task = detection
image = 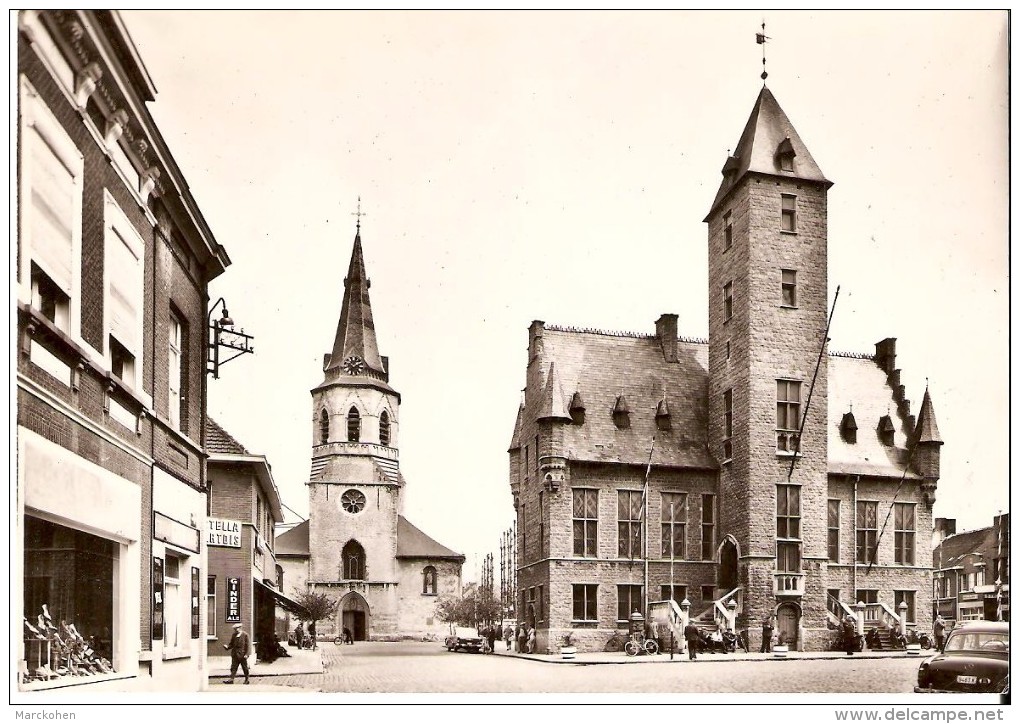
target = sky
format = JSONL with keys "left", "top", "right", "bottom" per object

{"left": 121, "top": 10, "right": 1009, "bottom": 584}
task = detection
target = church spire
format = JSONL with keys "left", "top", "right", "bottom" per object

{"left": 325, "top": 224, "right": 387, "bottom": 380}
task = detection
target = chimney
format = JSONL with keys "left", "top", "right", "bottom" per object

{"left": 655, "top": 314, "right": 678, "bottom": 363}
{"left": 934, "top": 518, "right": 957, "bottom": 545}
{"left": 875, "top": 338, "right": 897, "bottom": 374}
{"left": 529, "top": 320, "right": 545, "bottom": 365}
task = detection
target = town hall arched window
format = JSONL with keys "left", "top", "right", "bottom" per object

{"left": 379, "top": 410, "right": 390, "bottom": 446}
{"left": 319, "top": 409, "right": 329, "bottom": 444}
{"left": 422, "top": 565, "right": 437, "bottom": 595}
{"left": 342, "top": 540, "right": 365, "bottom": 580}
{"left": 347, "top": 407, "right": 361, "bottom": 442}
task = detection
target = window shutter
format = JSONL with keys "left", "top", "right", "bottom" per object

{"left": 108, "top": 226, "right": 142, "bottom": 352}
{"left": 29, "top": 129, "right": 75, "bottom": 293}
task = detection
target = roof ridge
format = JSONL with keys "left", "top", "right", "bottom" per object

{"left": 829, "top": 349, "right": 876, "bottom": 360}
{"left": 545, "top": 324, "right": 708, "bottom": 345}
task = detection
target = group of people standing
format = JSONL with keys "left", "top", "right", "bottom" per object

{"left": 476, "top": 622, "right": 537, "bottom": 653}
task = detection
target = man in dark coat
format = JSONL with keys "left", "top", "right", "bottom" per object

{"left": 683, "top": 621, "right": 700, "bottom": 661}
{"left": 760, "top": 615, "right": 774, "bottom": 653}
{"left": 933, "top": 615, "right": 947, "bottom": 651}
{"left": 841, "top": 615, "right": 857, "bottom": 655}
{"left": 222, "top": 622, "right": 251, "bottom": 684}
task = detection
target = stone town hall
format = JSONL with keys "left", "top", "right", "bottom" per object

{"left": 508, "top": 83, "right": 943, "bottom": 653}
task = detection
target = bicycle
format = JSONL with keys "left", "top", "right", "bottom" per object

{"left": 624, "top": 632, "right": 659, "bottom": 657}
{"left": 421, "top": 632, "right": 438, "bottom": 642}
{"left": 604, "top": 631, "right": 626, "bottom": 653}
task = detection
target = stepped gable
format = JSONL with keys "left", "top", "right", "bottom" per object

{"left": 539, "top": 325, "right": 714, "bottom": 469}
{"left": 396, "top": 516, "right": 465, "bottom": 562}
{"left": 827, "top": 355, "right": 919, "bottom": 479}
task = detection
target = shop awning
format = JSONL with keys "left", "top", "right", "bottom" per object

{"left": 254, "top": 579, "right": 309, "bottom": 619}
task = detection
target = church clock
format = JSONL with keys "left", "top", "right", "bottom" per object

{"left": 342, "top": 355, "right": 365, "bottom": 375}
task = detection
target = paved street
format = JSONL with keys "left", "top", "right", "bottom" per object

{"left": 218, "top": 641, "right": 923, "bottom": 694}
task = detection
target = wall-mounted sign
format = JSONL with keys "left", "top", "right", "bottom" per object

{"left": 226, "top": 577, "right": 241, "bottom": 623}
{"left": 155, "top": 512, "right": 201, "bottom": 553}
{"left": 207, "top": 517, "right": 242, "bottom": 548}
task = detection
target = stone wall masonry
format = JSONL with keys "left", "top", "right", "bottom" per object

{"left": 308, "top": 480, "right": 400, "bottom": 583}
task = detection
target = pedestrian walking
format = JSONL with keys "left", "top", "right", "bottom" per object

{"left": 760, "top": 615, "right": 774, "bottom": 653}
{"left": 486, "top": 624, "right": 497, "bottom": 654}
{"left": 480, "top": 624, "right": 491, "bottom": 654}
{"left": 308, "top": 621, "right": 317, "bottom": 650}
{"left": 683, "top": 621, "right": 700, "bottom": 661}
{"left": 222, "top": 622, "right": 251, "bottom": 684}
{"left": 294, "top": 622, "right": 305, "bottom": 650}
{"left": 933, "top": 615, "right": 946, "bottom": 651}
{"left": 503, "top": 623, "right": 513, "bottom": 651}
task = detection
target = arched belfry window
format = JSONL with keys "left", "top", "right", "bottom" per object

{"left": 319, "top": 409, "right": 330, "bottom": 444}
{"left": 342, "top": 540, "right": 365, "bottom": 580}
{"left": 379, "top": 410, "right": 391, "bottom": 446}
{"left": 422, "top": 565, "right": 437, "bottom": 595}
{"left": 347, "top": 407, "right": 361, "bottom": 442}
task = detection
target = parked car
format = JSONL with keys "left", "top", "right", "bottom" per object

{"left": 445, "top": 625, "right": 483, "bottom": 653}
{"left": 915, "top": 620, "right": 1009, "bottom": 694}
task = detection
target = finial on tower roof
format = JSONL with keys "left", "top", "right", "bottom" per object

{"left": 756, "top": 21, "right": 770, "bottom": 83}
{"left": 352, "top": 196, "right": 367, "bottom": 233}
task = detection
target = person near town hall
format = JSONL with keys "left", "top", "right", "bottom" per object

{"left": 343, "top": 626, "right": 354, "bottom": 645}
{"left": 294, "top": 622, "right": 305, "bottom": 650}
{"left": 683, "top": 620, "right": 700, "bottom": 661}
{"left": 308, "top": 620, "right": 317, "bottom": 650}
{"left": 516, "top": 623, "right": 525, "bottom": 653}
{"left": 934, "top": 614, "right": 947, "bottom": 651}
{"left": 486, "top": 623, "right": 497, "bottom": 654}
{"left": 526, "top": 625, "right": 536, "bottom": 654}
{"left": 760, "top": 615, "right": 774, "bottom": 653}
{"left": 503, "top": 623, "right": 513, "bottom": 651}
{"left": 223, "top": 622, "right": 251, "bottom": 684}
{"left": 841, "top": 614, "right": 857, "bottom": 656}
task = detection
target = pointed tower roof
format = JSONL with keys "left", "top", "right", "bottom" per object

{"left": 707, "top": 86, "right": 832, "bottom": 218}
{"left": 508, "top": 402, "right": 525, "bottom": 452}
{"left": 914, "top": 387, "right": 943, "bottom": 444}
{"left": 325, "top": 228, "right": 387, "bottom": 379}
{"left": 536, "top": 362, "right": 572, "bottom": 422}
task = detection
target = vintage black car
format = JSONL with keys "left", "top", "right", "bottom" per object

{"left": 445, "top": 625, "right": 483, "bottom": 653}
{"left": 915, "top": 621, "right": 1009, "bottom": 694}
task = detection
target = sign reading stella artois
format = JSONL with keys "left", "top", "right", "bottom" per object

{"left": 207, "top": 518, "right": 242, "bottom": 548}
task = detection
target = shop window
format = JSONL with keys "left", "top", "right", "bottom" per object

{"left": 22, "top": 517, "right": 117, "bottom": 683}
{"left": 423, "top": 566, "right": 437, "bottom": 595}
{"left": 163, "top": 554, "right": 183, "bottom": 649}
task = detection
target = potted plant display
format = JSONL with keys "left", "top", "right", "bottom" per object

{"left": 773, "top": 631, "right": 789, "bottom": 658}
{"left": 560, "top": 631, "right": 577, "bottom": 660}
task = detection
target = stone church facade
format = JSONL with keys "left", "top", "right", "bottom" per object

{"left": 508, "top": 85, "right": 943, "bottom": 654}
{"left": 277, "top": 226, "right": 464, "bottom": 641}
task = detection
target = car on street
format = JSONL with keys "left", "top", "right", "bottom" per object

{"left": 445, "top": 625, "right": 483, "bottom": 653}
{"left": 915, "top": 620, "right": 1009, "bottom": 694}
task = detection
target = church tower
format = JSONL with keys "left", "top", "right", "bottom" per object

{"left": 705, "top": 84, "right": 833, "bottom": 646}
{"left": 306, "top": 222, "right": 404, "bottom": 637}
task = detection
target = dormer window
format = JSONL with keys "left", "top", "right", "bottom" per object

{"left": 347, "top": 407, "right": 361, "bottom": 442}
{"left": 612, "top": 395, "right": 630, "bottom": 429}
{"left": 840, "top": 410, "right": 858, "bottom": 444}
{"left": 655, "top": 398, "right": 671, "bottom": 432}
{"left": 569, "top": 391, "right": 586, "bottom": 425}
{"left": 777, "top": 137, "right": 796, "bottom": 173}
{"left": 878, "top": 415, "right": 896, "bottom": 446}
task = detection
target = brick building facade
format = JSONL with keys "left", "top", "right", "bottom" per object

{"left": 275, "top": 226, "right": 465, "bottom": 641}
{"left": 932, "top": 514, "right": 1009, "bottom": 626}
{"left": 16, "top": 10, "right": 230, "bottom": 691}
{"left": 508, "top": 85, "right": 943, "bottom": 654}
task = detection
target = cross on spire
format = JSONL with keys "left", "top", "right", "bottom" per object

{"left": 756, "top": 21, "right": 770, "bottom": 83}
{"left": 352, "top": 196, "right": 367, "bottom": 232}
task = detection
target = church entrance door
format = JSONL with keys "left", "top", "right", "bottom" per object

{"left": 340, "top": 592, "right": 370, "bottom": 641}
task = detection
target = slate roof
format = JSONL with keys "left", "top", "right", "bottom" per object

{"left": 275, "top": 520, "right": 310, "bottom": 557}
{"left": 934, "top": 526, "right": 997, "bottom": 569}
{"left": 205, "top": 417, "right": 250, "bottom": 455}
{"left": 396, "top": 517, "right": 465, "bottom": 561}
{"left": 326, "top": 230, "right": 386, "bottom": 379}
{"left": 915, "top": 388, "right": 943, "bottom": 444}
{"left": 528, "top": 326, "right": 927, "bottom": 479}
{"left": 828, "top": 355, "right": 920, "bottom": 480}
{"left": 708, "top": 86, "right": 831, "bottom": 218}
{"left": 537, "top": 327, "right": 715, "bottom": 469}
{"left": 271, "top": 516, "right": 464, "bottom": 562}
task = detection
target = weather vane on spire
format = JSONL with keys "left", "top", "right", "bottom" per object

{"left": 352, "top": 196, "right": 367, "bottom": 232}
{"left": 756, "top": 21, "right": 770, "bottom": 83}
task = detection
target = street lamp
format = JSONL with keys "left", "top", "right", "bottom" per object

{"left": 208, "top": 297, "right": 254, "bottom": 379}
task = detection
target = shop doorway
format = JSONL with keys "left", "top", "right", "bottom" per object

{"left": 340, "top": 592, "right": 370, "bottom": 641}
{"left": 776, "top": 602, "right": 800, "bottom": 649}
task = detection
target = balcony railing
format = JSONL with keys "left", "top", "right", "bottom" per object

{"left": 773, "top": 572, "right": 805, "bottom": 596}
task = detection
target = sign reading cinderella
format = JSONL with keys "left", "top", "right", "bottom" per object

{"left": 227, "top": 577, "right": 241, "bottom": 623}
{"left": 207, "top": 517, "right": 242, "bottom": 548}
